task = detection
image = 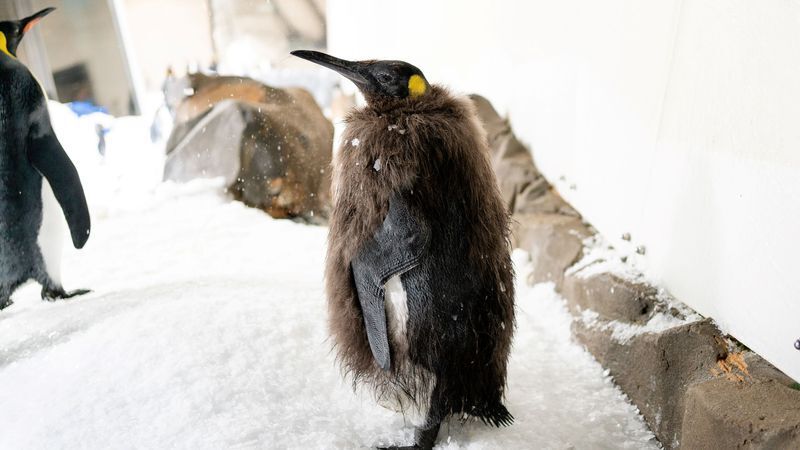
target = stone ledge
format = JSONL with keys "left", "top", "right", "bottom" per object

{"left": 514, "top": 213, "right": 592, "bottom": 290}
{"left": 521, "top": 217, "right": 800, "bottom": 449}
{"left": 563, "top": 271, "right": 658, "bottom": 324}
{"left": 681, "top": 379, "right": 800, "bottom": 449}
{"left": 573, "top": 317, "right": 726, "bottom": 448}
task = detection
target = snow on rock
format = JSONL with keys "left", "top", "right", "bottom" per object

{"left": 579, "top": 308, "right": 692, "bottom": 345}
{"left": 566, "top": 234, "right": 644, "bottom": 282}
{"left": 567, "top": 232, "right": 705, "bottom": 341}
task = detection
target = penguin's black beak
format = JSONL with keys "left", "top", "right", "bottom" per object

{"left": 291, "top": 50, "right": 370, "bottom": 88}
{"left": 21, "top": 7, "right": 55, "bottom": 35}
{"left": 293, "top": 50, "right": 429, "bottom": 101}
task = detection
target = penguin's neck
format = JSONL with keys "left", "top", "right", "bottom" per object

{"left": 0, "top": 32, "right": 15, "bottom": 59}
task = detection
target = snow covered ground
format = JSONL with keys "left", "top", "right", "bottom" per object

{"left": 0, "top": 107, "right": 658, "bottom": 449}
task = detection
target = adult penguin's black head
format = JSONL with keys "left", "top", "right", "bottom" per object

{"left": 291, "top": 50, "right": 429, "bottom": 104}
{"left": 0, "top": 7, "right": 55, "bottom": 59}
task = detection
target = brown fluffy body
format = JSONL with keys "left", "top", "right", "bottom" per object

{"left": 325, "top": 85, "right": 515, "bottom": 425}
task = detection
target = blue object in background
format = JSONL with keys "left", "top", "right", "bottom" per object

{"left": 68, "top": 101, "right": 109, "bottom": 117}
{"left": 66, "top": 101, "right": 111, "bottom": 155}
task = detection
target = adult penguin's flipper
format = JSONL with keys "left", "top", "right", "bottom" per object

{"left": 28, "top": 126, "right": 91, "bottom": 249}
{"left": 351, "top": 193, "right": 430, "bottom": 371}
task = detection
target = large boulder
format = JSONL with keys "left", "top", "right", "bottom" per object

{"left": 164, "top": 73, "right": 333, "bottom": 222}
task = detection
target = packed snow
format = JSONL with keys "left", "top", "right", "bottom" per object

{"left": 0, "top": 105, "right": 658, "bottom": 449}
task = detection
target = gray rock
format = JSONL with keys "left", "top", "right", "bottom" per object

{"left": 470, "top": 94, "right": 564, "bottom": 216}
{"left": 573, "top": 317, "right": 726, "bottom": 449}
{"left": 164, "top": 74, "right": 333, "bottom": 223}
{"left": 744, "top": 352, "right": 798, "bottom": 387}
{"left": 516, "top": 189, "right": 580, "bottom": 217}
{"left": 514, "top": 214, "right": 592, "bottom": 290}
{"left": 163, "top": 99, "right": 243, "bottom": 185}
{"left": 563, "top": 271, "right": 657, "bottom": 323}
{"left": 681, "top": 379, "right": 800, "bottom": 449}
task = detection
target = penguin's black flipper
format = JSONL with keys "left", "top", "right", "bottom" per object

{"left": 352, "top": 194, "right": 430, "bottom": 371}
{"left": 28, "top": 124, "right": 91, "bottom": 249}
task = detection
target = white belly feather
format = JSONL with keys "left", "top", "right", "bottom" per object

{"left": 37, "top": 179, "right": 64, "bottom": 285}
{"left": 384, "top": 274, "right": 409, "bottom": 352}
{"left": 380, "top": 274, "right": 435, "bottom": 426}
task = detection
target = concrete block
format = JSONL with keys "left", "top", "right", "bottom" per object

{"left": 563, "top": 272, "right": 657, "bottom": 324}
{"left": 513, "top": 213, "right": 592, "bottom": 290}
{"left": 681, "top": 379, "right": 800, "bottom": 449}
{"left": 573, "top": 317, "right": 727, "bottom": 449}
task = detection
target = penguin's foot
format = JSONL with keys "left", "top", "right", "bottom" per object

{"left": 0, "top": 298, "right": 13, "bottom": 310}
{"left": 41, "top": 287, "right": 91, "bottom": 302}
{"left": 378, "top": 423, "right": 441, "bottom": 450}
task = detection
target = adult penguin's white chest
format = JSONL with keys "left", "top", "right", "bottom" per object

{"left": 37, "top": 178, "right": 64, "bottom": 284}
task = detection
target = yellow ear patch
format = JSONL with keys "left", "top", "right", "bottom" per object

{"left": 0, "top": 32, "right": 13, "bottom": 59}
{"left": 408, "top": 74, "right": 427, "bottom": 97}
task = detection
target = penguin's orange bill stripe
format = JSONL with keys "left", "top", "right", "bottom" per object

{"left": 23, "top": 18, "right": 42, "bottom": 34}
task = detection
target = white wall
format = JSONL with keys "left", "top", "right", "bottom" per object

{"left": 327, "top": 0, "right": 800, "bottom": 382}
{"left": 121, "top": 0, "right": 215, "bottom": 92}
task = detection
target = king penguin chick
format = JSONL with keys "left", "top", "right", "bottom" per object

{"left": 0, "top": 7, "right": 91, "bottom": 311}
{"left": 292, "top": 50, "right": 515, "bottom": 449}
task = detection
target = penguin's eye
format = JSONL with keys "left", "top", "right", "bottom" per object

{"left": 377, "top": 73, "right": 393, "bottom": 83}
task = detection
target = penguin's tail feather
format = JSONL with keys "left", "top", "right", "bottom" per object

{"left": 477, "top": 402, "right": 514, "bottom": 428}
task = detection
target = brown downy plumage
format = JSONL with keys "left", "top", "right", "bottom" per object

{"left": 292, "top": 49, "right": 515, "bottom": 448}
{"left": 327, "top": 84, "right": 515, "bottom": 422}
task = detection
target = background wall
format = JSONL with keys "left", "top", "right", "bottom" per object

{"left": 121, "top": 0, "right": 214, "bottom": 93}
{"left": 120, "top": 0, "right": 326, "bottom": 93}
{"left": 326, "top": 0, "right": 800, "bottom": 382}
{"left": 13, "top": 0, "right": 132, "bottom": 115}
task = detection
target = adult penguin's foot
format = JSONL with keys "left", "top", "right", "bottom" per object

{"left": 41, "top": 287, "right": 91, "bottom": 301}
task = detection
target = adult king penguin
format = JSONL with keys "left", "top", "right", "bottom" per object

{"left": 0, "top": 8, "right": 91, "bottom": 310}
{"left": 292, "top": 50, "right": 515, "bottom": 449}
